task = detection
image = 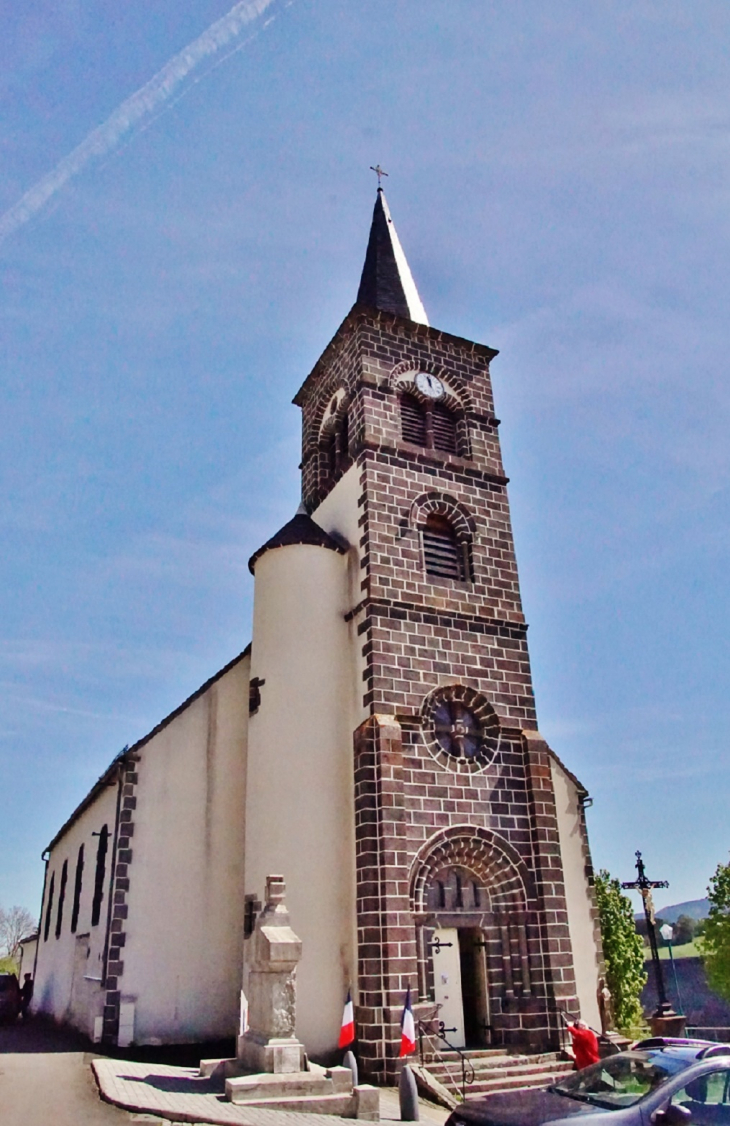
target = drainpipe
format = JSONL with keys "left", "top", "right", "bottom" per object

{"left": 102, "top": 757, "right": 126, "bottom": 986}
{"left": 32, "top": 851, "right": 50, "bottom": 983}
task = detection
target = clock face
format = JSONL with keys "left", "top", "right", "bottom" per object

{"left": 415, "top": 371, "right": 445, "bottom": 400}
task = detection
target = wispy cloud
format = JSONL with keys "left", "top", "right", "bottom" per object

{"left": 0, "top": 0, "right": 280, "bottom": 246}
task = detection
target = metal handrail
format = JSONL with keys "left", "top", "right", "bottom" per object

{"left": 416, "top": 1009, "right": 476, "bottom": 1103}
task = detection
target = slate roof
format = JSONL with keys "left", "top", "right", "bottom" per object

{"left": 248, "top": 509, "right": 346, "bottom": 574}
{"left": 356, "top": 189, "right": 429, "bottom": 325}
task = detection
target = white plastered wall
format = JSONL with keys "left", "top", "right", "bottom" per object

{"left": 18, "top": 936, "right": 37, "bottom": 982}
{"left": 245, "top": 469, "right": 363, "bottom": 1060}
{"left": 551, "top": 758, "right": 602, "bottom": 1028}
{"left": 122, "top": 653, "right": 249, "bottom": 1044}
{"left": 313, "top": 463, "right": 368, "bottom": 733}
{"left": 33, "top": 784, "right": 119, "bottom": 1036}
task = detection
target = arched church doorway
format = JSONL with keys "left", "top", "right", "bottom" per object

{"left": 411, "top": 827, "right": 535, "bottom": 1050}
{"left": 426, "top": 868, "right": 491, "bottom": 1048}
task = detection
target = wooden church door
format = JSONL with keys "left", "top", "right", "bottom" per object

{"left": 431, "top": 927, "right": 466, "bottom": 1047}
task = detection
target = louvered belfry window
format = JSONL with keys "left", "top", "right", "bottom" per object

{"left": 423, "top": 514, "right": 465, "bottom": 580}
{"left": 400, "top": 394, "right": 427, "bottom": 445}
{"left": 432, "top": 403, "right": 458, "bottom": 454}
{"left": 400, "top": 390, "right": 462, "bottom": 455}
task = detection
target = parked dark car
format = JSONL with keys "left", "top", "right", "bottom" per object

{"left": 0, "top": 974, "right": 20, "bottom": 1022}
{"left": 446, "top": 1039, "right": 730, "bottom": 1126}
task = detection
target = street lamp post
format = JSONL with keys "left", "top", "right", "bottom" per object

{"left": 660, "top": 923, "right": 684, "bottom": 1017}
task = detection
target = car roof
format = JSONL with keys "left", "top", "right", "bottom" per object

{"left": 633, "top": 1038, "right": 730, "bottom": 1062}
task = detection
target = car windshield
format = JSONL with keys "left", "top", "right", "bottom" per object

{"left": 551, "top": 1052, "right": 689, "bottom": 1110}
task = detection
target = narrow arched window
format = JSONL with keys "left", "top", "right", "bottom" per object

{"left": 91, "top": 825, "right": 109, "bottom": 927}
{"left": 55, "top": 859, "right": 68, "bottom": 938}
{"left": 423, "top": 514, "right": 469, "bottom": 581}
{"left": 401, "top": 394, "right": 427, "bottom": 445}
{"left": 326, "top": 431, "right": 337, "bottom": 481}
{"left": 43, "top": 872, "right": 55, "bottom": 942}
{"left": 339, "top": 412, "right": 349, "bottom": 465}
{"left": 320, "top": 410, "right": 351, "bottom": 494}
{"left": 71, "top": 844, "right": 84, "bottom": 934}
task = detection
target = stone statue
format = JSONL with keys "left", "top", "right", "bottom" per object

{"left": 597, "top": 976, "right": 613, "bottom": 1035}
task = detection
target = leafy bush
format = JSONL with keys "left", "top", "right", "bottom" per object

{"left": 595, "top": 869, "right": 647, "bottom": 1033}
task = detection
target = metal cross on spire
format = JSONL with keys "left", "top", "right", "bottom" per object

{"left": 370, "top": 164, "right": 388, "bottom": 188}
{"left": 622, "top": 851, "right": 674, "bottom": 1018}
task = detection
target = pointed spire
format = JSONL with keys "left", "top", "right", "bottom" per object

{"left": 356, "top": 189, "right": 429, "bottom": 326}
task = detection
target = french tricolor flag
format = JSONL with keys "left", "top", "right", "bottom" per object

{"left": 338, "top": 989, "right": 355, "bottom": 1049}
{"left": 399, "top": 986, "right": 416, "bottom": 1057}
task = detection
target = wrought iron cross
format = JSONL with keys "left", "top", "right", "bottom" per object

{"left": 370, "top": 164, "right": 388, "bottom": 187}
{"left": 622, "top": 851, "right": 671, "bottom": 1015}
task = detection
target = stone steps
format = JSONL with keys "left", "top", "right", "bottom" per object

{"left": 465, "top": 1065, "right": 574, "bottom": 1097}
{"left": 224, "top": 1064, "right": 380, "bottom": 1119}
{"left": 425, "top": 1049, "right": 572, "bottom": 1076}
{"left": 417, "top": 1049, "right": 575, "bottom": 1102}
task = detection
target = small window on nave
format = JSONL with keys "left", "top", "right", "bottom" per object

{"left": 55, "top": 858, "right": 68, "bottom": 939}
{"left": 91, "top": 824, "right": 109, "bottom": 928}
{"left": 422, "top": 514, "right": 469, "bottom": 582}
{"left": 43, "top": 872, "right": 55, "bottom": 942}
{"left": 70, "top": 843, "right": 84, "bottom": 934}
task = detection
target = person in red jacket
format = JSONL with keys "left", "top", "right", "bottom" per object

{"left": 567, "top": 1019, "right": 600, "bottom": 1069}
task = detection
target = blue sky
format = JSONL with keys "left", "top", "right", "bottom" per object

{"left": 2, "top": 0, "right": 729, "bottom": 919}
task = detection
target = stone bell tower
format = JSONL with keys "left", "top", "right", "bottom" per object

{"left": 288, "top": 188, "right": 601, "bottom": 1081}
{"left": 246, "top": 188, "right": 600, "bottom": 1082}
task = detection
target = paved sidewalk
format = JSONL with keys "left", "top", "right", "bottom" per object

{"left": 93, "top": 1058, "right": 450, "bottom": 1126}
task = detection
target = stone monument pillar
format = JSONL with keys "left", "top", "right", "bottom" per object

{"left": 237, "top": 874, "right": 307, "bottom": 1074}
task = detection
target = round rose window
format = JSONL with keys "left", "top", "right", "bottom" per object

{"left": 433, "top": 699, "right": 482, "bottom": 759}
{"left": 422, "top": 686, "right": 500, "bottom": 772}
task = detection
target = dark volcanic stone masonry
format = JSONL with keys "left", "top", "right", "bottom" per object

{"left": 294, "top": 304, "right": 590, "bottom": 1081}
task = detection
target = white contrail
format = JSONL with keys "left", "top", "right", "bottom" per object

{"left": 0, "top": 0, "right": 277, "bottom": 246}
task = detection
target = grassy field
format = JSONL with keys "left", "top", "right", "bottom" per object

{"left": 645, "top": 941, "right": 701, "bottom": 961}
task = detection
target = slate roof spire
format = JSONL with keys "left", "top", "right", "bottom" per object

{"left": 356, "top": 189, "right": 429, "bottom": 326}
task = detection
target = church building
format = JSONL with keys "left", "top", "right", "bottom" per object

{"left": 32, "top": 190, "right": 603, "bottom": 1081}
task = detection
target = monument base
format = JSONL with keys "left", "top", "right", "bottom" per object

{"left": 237, "top": 1033, "right": 307, "bottom": 1074}
{"left": 198, "top": 1057, "right": 379, "bottom": 1119}
{"left": 226, "top": 1062, "right": 378, "bottom": 1118}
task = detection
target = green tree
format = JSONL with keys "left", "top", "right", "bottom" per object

{"left": 700, "top": 858, "right": 730, "bottom": 1000}
{"left": 594, "top": 869, "right": 647, "bottom": 1033}
{"left": 673, "top": 915, "right": 697, "bottom": 947}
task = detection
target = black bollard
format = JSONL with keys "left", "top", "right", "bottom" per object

{"left": 399, "top": 1063, "right": 420, "bottom": 1121}
{"left": 342, "top": 1049, "right": 359, "bottom": 1087}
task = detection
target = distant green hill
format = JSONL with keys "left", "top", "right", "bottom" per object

{"left": 655, "top": 899, "right": 710, "bottom": 923}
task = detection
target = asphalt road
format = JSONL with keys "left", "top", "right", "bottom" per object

{"left": 0, "top": 1017, "right": 135, "bottom": 1126}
